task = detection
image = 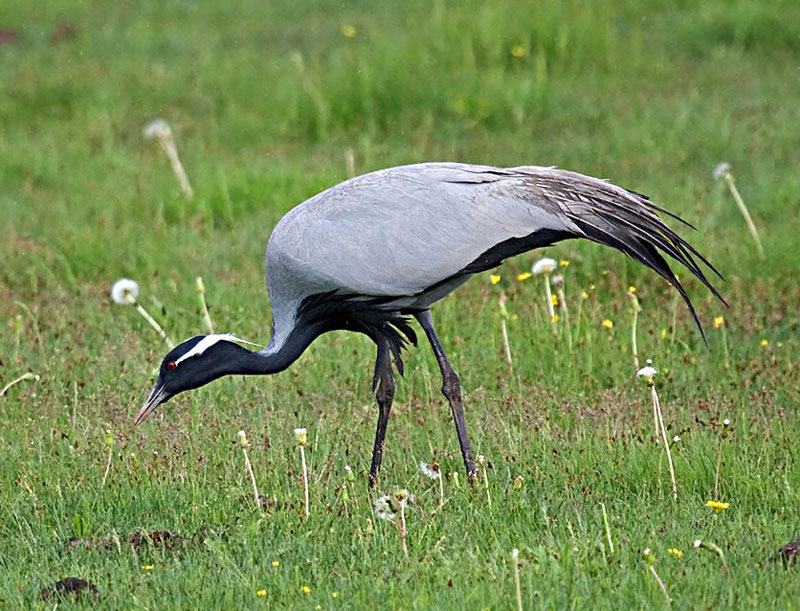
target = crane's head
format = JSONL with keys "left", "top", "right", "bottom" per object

{"left": 135, "top": 334, "right": 259, "bottom": 425}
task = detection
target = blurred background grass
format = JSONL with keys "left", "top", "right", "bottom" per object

{"left": 1, "top": 0, "right": 799, "bottom": 608}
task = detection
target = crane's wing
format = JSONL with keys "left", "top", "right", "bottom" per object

{"left": 266, "top": 162, "right": 722, "bottom": 336}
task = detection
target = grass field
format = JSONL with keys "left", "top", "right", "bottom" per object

{"left": 2, "top": 0, "right": 799, "bottom": 607}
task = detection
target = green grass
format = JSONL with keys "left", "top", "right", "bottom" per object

{"left": 2, "top": 0, "right": 799, "bottom": 607}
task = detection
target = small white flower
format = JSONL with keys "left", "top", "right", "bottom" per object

{"left": 673, "top": 435, "right": 681, "bottom": 443}
{"left": 111, "top": 278, "right": 139, "bottom": 305}
{"left": 419, "top": 461, "right": 441, "bottom": 480}
{"left": 713, "top": 162, "right": 731, "bottom": 180}
{"left": 511, "top": 548, "right": 519, "bottom": 561}
{"left": 532, "top": 257, "right": 557, "bottom": 275}
{"left": 143, "top": 118, "right": 171, "bottom": 140}
{"left": 551, "top": 273, "right": 564, "bottom": 288}
{"left": 722, "top": 418, "right": 730, "bottom": 427}
{"left": 643, "top": 547, "right": 651, "bottom": 556}
{"left": 372, "top": 495, "right": 396, "bottom": 521}
{"left": 637, "top": 366, "right": 657, "bottom": 378}
{"left": 693, "top": 539, "right": 702, "bottom": 548}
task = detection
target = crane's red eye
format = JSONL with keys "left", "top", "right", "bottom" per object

{"left": 166, "top": 361, "right": 177, "bottom": 371}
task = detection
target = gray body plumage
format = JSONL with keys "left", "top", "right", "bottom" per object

{"left": 264, "top": 162, "right": 718, "bottom": 350}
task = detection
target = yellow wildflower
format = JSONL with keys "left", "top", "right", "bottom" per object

{"left": 552, "top": 314, "right": 559, "bottom": 323}
{"left": 628, "top": 285, "right": 636, "bottom": 293}
{"left": 257, "top": 589, "right": 267, "bottom": 597}
{"left": 510, "top": 44, "right": 526, "bottom": 58}
{"left": 660, "top": 328, "right": 667, "bottom": 339}
{"left": 559, "top": 259, "right": 570, "bottom": 268}
{"left": 332, "top": 592, "right": 339, "bottom": 598}
{"left": 272, "top": 560, "right": 280, "bottom": 568}
{"left": 302, "top": 585, "right": 311, "bottom": 594}
{"left": 341, "top": 24, "right": 356, "bottom": 38}
{"left": 705, "top": 500, "right": 729, "bottom": 512}
{"left": 667, "top": 548, "right": 683, "bottom": 558}
{"left": 760, "top": 338, "right": 769, "bottom": 347}
{"left": 142, "top": 565, "right": 154, "bottom": 571}
{"left": 550, "top": 294, "right": 558, "bottom": 307}
{"left": 580, "top": 290, "right": 589, "bottom": 299}
{"left": 517, "top": 271, "right": 532, "bottom": 281}
{"left": 490, "top": 274, "right": 501, "bottom": 285}
{"left": 510, "top": 313, "right": 518, "bottom": 321}
{"left": 713, "top": 316, "right": 724, "bottom": 329}
{"left": 602, "top": 318, "right": 613, "bottom": 329}
{"left": 589, "top": 284, "right": 595, "bottom": 290}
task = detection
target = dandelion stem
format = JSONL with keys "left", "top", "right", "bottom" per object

{"left": 242, "top": 447, "right": 261, "bottom": 509}
{"left": 723, "top": 172, "right": 764, "bottom": 260}
{"left": 196, "top": 277, "right": 214, "bottom": 334}
{"left": 652, "top": 386, "right": 677, "bottom": 500}
{"left": 512, "top": 548, "right": 523, "bottom": 611}
{"left": 648, "top": 565, "right": 671, "bottom": 603}
{"left": 714, "top": 445, "right": 723, "bottom": 499}
{"left": 695, "top": 540, "right": 732, "bottom": 602}
{"left": 600, "top": 502, "right": 614, "bottom": 555}
{"left": 543, "top": 277, "right": 556, "bottom": 334}
{"left": 631, "top": 306, "right": 640, "bottom": 371}
{"left": 399, "top": 501, "right": 408, "bottom": 557}
{"left": 133, "top": 301, "right": 174, "bottom": 348}
{"left": 438, "top": 472, "right": 445, "bottom": 509}
{"left": 300, "top": 445, "right": 309, "bottom": 517}
{"left": 101, "top": 445, "right": 112, "bottom": 489}
{"left": 500, "top": 319, "right": 513, "bottom": 370}
{"left": 557, "top": 285, "right": 572, "bottom": 350}
{"left": 158, "top": 133, "right": 194, "bottom": 198}
{"left": 0, "top": 372, "right": 40, "bottom": 397}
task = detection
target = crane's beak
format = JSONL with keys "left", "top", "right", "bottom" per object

{"left": 134, "top": 383, "right": 169, "bottom": 425}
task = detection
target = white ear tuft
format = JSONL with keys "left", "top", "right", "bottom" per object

{"left": 175, "top": 334, "right": 262, "bottom": 365}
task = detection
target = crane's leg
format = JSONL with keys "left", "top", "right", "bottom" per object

{"left": 369, "top": 340, "right": 395, "bottom": 487}
{"left": 414, "top": 309, "right": 478, "bottom": 481}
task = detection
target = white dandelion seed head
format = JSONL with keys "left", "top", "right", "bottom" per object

{"left": 237, "top": 430, "right": 246, "bottom": 438}
{"left": 532, "top": 257, "right": 557, "bottom": 275}
{"left": 722, "top": 418, "right": 730, "bottom": 427}
{"left": 551, "top": 273, "right": 564, "bottom": 288}
{"left": 294, "top": 428, "right": 306, "bottom": 436}
{"left": 673, "top": 435, "right": 681, "bottom": 443}
{"left": 372, "top": 495, "right": 396, "bottom": 521}
{"left": 111, "top": 278, "right": 139, "bottom": 305}
{"left": 643, "top": 548, "right": 651, "bottom": 556}
{"left": 693, "top": 539, "right": 702, "bottom": 548}
{"left": 344, "top": 465, "right": 352, "bottom": 472}
{"left": 143, "top": 118, "right": 171, "bottom": 140}
{"left": 713, "top": 162, "right": 731, "bottom": 180}
{"left": 637, "top": 366, "right": 657, "bottom": 379}
{"left": 419, "top": 461, "right": 441, "bottom": 480}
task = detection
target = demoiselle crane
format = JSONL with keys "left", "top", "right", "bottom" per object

{"left": 136, "top": 163, "right": 722, "bottom": 484}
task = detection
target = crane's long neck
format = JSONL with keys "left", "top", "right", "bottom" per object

{"left": 235, "top": 320, "right": 323, "bottom": 376}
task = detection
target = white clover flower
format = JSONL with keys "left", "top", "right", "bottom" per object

{"left": 372, "top": 495, "right": 396, "bottom": 521}
{"left": 143, "top": 118, "right": 171, "bottom": 140}
{"left": 111, "top": 278, "right": 139, "bottom": 305}
{"left": 713, "top": 162, "right": 731, "bottom": 180}
{"left": 532, "top": 257, "right": 557, "bottom": 275}
{"left": 419, "top": 461, "right": 441, "bottom": 480}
